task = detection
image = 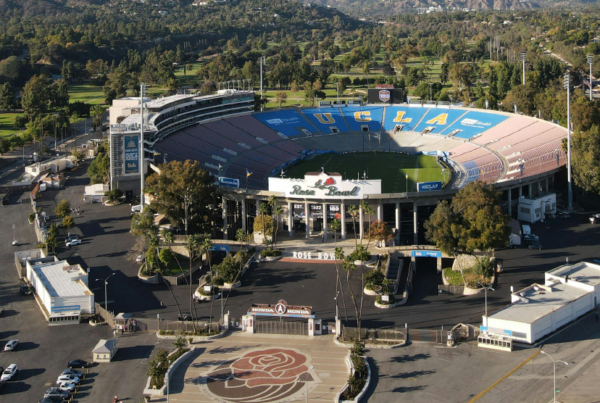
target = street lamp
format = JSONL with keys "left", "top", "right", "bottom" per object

{"left": 564, "top": 71, "right": 573, "bottom": 211}
{"left": 520, "top": 52, "right": 527, "bottom": 85}
{"left": 587, "top": 54, "right": 594, "bottom": 101}
{"left": 96, "top": 273, "right": 116, "bottom": 311}
{"left": 540, "top": 350, "right": 568, "bottom": 403}
{"left": 477, "top": 282, "right": 495, "bottom": 319}
{"left": 296, "top": 366, "right": 314, "bottom": 403}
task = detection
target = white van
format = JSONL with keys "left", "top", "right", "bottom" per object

{"left": 131, "top": 205, "right": 143, "bottom": 214}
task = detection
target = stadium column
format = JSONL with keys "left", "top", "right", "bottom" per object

{"left": 305, "top": 201, "right": 310, "bottom": 239}
{"left": 322, "top": 203, "right": 328, "bottom": 240}
{"left": 287, "top": 201, "right": 293, "bottom": 238}
{"left": 241, "top": 198, "right": 247, "bottom": 233}
{"left": 528, "top": 183, "right": 532, "bottom": 199}
{"left": 508, "top": 188, "right": 512, "bottom": 218}
{"left": 359, "top": 206, "right": 364, "bottom": 240}
{"left": 222, "top": 196, "right": 228, "bottom": 240}
{"left": 377, "top": 203, "right": 383, "bottom": 221}
{"left": 395, "top": 203, "right": 400, "bottom": 242}
{"left": 341, "top": 202, "right": 346, "bottom": 240}
{"left": 413, "top": 202, "right": 418, "bottom": 245}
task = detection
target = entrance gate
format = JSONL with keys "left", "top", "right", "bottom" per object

{"left": 242, "top": 299, "right": 321, "bottom": 336}
{"left": 255, "top": 320, "right": 308, "bottom": 335}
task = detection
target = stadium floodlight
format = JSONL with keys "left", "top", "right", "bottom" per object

{"left": 587, "top": 54, "right": 594, "bottom": 101}
{"left": 140, "top": 82, "right": 147, "bottom": 208}
{"left": 564, "top": 71, "right": 573, "bottom": 211}
{"left": 259, "top": 56, "right": 266, "bottom": 99}
{"left": 520, "top": 52, "right": 527, "bottom": 85}
{"left": 429, "top": 82, "right": 433, "bottom": 101}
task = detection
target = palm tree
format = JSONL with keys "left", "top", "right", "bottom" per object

{"left": 347, "top": 205, "right": 359, "bottom": 248}
{"left": 185, "top": 234, "right": 202, "bottom": 330}
{"left": 360, "top": 200, "right": 375, "bottom": 249}
{"left": 258, "top": 201, "right": 269, "bottom": 244}
{"left": 334, "top": 245, "right": 348, "bottom": 322}
{"left": 201, "top": 238, "right": 216, "bottom": 329}
{"left": 330, "top": 220, "right": 343, "bottom": 322}
{"left": 272, "top": 205, "right": 283, "bottom": 247}
{"left": 342, "top": 254, "right": 364, "bottom": 340}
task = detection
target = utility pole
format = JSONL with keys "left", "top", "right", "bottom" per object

{"left": 259, "top": 56, "right": 265, "bottom": 100}
{"left": 520, "top": 52, "right": 527, "bottom": 86}
{"left": 140, "top": 83, "right": 146, "bottom": 208}
{"left": 588, "top": 54, "right": 594, "bottom": 101}
{"left": 564, "top": 72, "right": 573, "bottom": 211}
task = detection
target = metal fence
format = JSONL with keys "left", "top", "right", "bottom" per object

{"left": 255, "top": 320, "right": 308, "bottom": 335}
{"left": 408, "top": 329, "right": 444, "bottom": 344}
{"left": 341, "top": 326, "right": 406, "bottom": 342}
{"left": 134, "top": 317, "right": 221, "bottom": 333}
{"left": 94, "top": 303, "right": 115, "bottom": 328}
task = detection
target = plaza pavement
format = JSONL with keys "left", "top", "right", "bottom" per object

{"left": 152, "top": 332, "right": 349, "bottom": 403}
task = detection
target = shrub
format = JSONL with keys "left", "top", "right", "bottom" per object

{"left": 253, "top": 214, "right": 274, "bottom": 236}
{"left": 376, "top": 294, "right": 396, "bottom": 305}
{"left": 28, "top": 213, "right": 35, "bottom": 222}
{"left": 473, "top": 257, "right": 494, "bottom": 279}
{"left": 260, "top": 249, "right": 282, "bottom": 257}
{"left": 214, "top": 255, "right": 239, "bottom": 283}
{"left": 364, "top": 269, "right": 385, "bottom": 289}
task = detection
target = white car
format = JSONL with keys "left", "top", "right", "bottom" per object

{"left": 57, "top": 374, "right": 80, "bottom": 385}
{"left": 131, "top": 204, "right": 142, "bottom": 214}
{"left": 56, "top": 381, "right": 76, "bottom": 392}
{"left": 136, "top": 254, "right": 144, "bottom": 263}
{"left": 3, "top": 340, "right": 18, "bottom": 351}
{"left": 1, "top": 364, "right": 18, "bottom": 381}
{"left": 65, "top": 239, "right": 82, "bottom": 247}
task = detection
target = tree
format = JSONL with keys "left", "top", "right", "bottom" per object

{"left": 341, "top": 250, "right": 365, "bottom": 340}
{"left": 347, "top": 205, "right": 359, "bottom": 248}
{"left": 572, "top": 125, "right": 600, "bottom": 196}
{"left": 268, "top": 196, "right": 283, "bottom": 246}
{"left": 91, "top": 105, "right": 104, "bottom": 131}
{"left": 185, "top": 234, "right": 203, "bottom": 328}
{"left": 275, "top": 92, "right": 287, "bottom": 108}
{"left": 202, "top": 237, "right": 217, "bottom": 328}
{"left": 104, "top": 188, "right": 123, "bottom": 203}
{"left": 55, "top": 199, "right": 71, "bottom": 219}
{"left": 88, "top": 153, "right": 110, "bottom": 184}
{"left": 368, "top": 220, "right": 392, "bottom": 248}
{"left": 21, "top": 75, "right": 51, "bottom": 117}
{"left": 159, "top": 248, "right": 174, "bottom": 266}
{"left": 145, "top": 160, "right": 218, "bottom": 235}
{"left": 131, "top": 207, "right": 159, "bottom": 243}
{"left": 46, "top": 224, "right": 60, "bottom": 254}
{"left": 172, "top": 336, "right": 186, "bottom": 350}
{"left": 359, "top": 200, "right": 375, "bottom": 249}
{"left": 62, "top": 215, "right": 75, "bottom": 231}
{"left": 0, "top": 56, "right": 19, "bottom": 81}
{"left": 424, "top": 181, "right": 510, "bottom": 258}
{"left": 0, "top": 83, "right": 15, "bottom": 111}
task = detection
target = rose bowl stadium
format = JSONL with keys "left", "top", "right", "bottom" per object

{"left": 109, "top": 90, "right": 567, "bottom": 245}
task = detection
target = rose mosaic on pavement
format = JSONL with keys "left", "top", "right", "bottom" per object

{"left": 200, "top": 348, "right": 320, "bottom": 403}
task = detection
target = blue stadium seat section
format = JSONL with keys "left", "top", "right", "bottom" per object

{"left": 340, "top": 106, "right": 383, "bottom": 131}
{"left": 383, "top": 106, "right": 429, "bottom": 131}
{"left": 254, "top": 110, "right": 317, "bottom": 137}
{"left": 440, "top": 111, "right": 509, "bottom": 140}
{"left": 412, "top": 108, "right": 467, "bottom": 133}
{"left": 302, "top": 108, "right": 350, "bottom": 133}
{"left": 462, "top": 160, "right": 481, "bottom": 183}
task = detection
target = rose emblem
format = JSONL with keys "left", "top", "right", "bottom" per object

{"left": 324, "top": 177, "right": 335, "bottom": 186}
{"left": 203, "top": 348, "right": 315, "bottom": 402}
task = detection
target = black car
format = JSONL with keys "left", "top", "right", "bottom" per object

{"left": 39, "top": 397, "right": 66, "bottom": 403}
{"left": 528, "top": 241, "right": 543, "bottom": 250}
{"left": 19, "top": 284, "right": 32, "bottom": 295}
{"left": 178, "top": 313, "right": 193, "bottom": 321}
{"left": 67, "top": 359, "right": 89, "bottom": 369}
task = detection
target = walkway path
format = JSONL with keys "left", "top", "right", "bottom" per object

{"left": 153, "top": 331, "right": 348, "bottom": 403}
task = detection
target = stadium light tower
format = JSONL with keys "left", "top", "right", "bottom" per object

{"left": 259, "top": 56, "right": 266, "bottom": 99}
{"left": 520, "top": 52, "right": 527, "bottom": 85}
{"left": 140, "top": 82, "right": 146, "bottom": 208}
{"left": 564, "top": 71, "right": 573, "bottom": 211}
{"left": 588, "top": 54, "right": 594, "bottom": 101}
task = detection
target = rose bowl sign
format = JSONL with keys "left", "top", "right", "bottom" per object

{"left": 269, "top": 172, "right": 381, "bottom": 200}
{"left": 249, "top": 300, "right": 314, "bottom": 318}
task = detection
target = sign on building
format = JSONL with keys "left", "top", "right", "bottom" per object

{"left": 411, "top": 250, "right": 442, "bottom": 258}
{"left": 367, "top": 88, "right": 403, "bottom": 104}
{"left": 417, "top": 181, "right": 442, "bottom": 192}
{"left": 218, "top": 177, "right": 240, "bottom": 188}
{"left": 268, "top": 172, "right": 381, "bottom": 200}
{"left": 248, "top": 300, "right": 313, "bottom": 318}
{"left": 123, "top": 135, "right": 140, "bottom": 175}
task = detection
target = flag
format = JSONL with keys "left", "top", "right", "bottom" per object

{"left": 246, "top": 169, "right": 253, "bottom": 177}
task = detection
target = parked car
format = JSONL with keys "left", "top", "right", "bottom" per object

{"left": 528, "top": 241, "right": 543, "bottom": 250}
{"left": 65, "top": 235, "right": 80, "bottom": 243}
{"left": 44, "top": 388, "right": 69, "bottom": 399}
{"left": 131, "top": 204, "right": 143, "bottom": 214}
{"left": 39, "top": 398, "right": 66, "bottom": 403}
{"left": 1, "top": 364, "right": 18, "bottom": 381}
{"left": 65, "top": 239, "right": 82, "bottom": 247}
{"left": 178, "top": 313, "right": 192, "bottom": 321}
{"left": 19, "top": 284, "right": 32, "bottom": 295}
{"left": 136, "top": 254, "right": 144, "bottom": 263}
{"left": 61, "top": 369, "right": 82, "bottom": 378}
{"left": 57, "top": 374, "right": 80, "bottom": 385}
{"left": 3, "top": 339, "right": 19, "bottom": 351}
{"left": 56, "top": 381, "right": 76, "bottom": 392}
{"left": 67, "top": 359, "right": 89, "bottom": 369}
{"left": 557, "top": 211, "right": 571, "bottom": 219}
{"left": 589, "top": 213, "right": 600, "bottom": 224}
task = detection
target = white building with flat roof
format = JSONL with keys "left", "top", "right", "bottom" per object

{"left": 483, "top": 261, "right": 600, "bottom": 345}
{"left": 26, "top": 260, "right": 94, "bottom": 325}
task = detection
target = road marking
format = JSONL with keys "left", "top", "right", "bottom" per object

{"left": 468, "top": 348, "right": 541, "bottom": 403}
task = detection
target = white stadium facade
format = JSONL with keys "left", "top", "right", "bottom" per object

{"left": 109, "top": 90, "right": 567, "bottom": 245}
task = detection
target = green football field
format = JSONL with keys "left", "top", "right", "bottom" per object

{"left": 285, "top": 152, "right": 446, "bottom": 193}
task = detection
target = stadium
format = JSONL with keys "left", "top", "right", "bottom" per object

{"left": 108, "top": 89, "right": 567, "bottom": 245}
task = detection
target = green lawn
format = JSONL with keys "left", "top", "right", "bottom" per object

{"left": 285, "top": 152, "right": 443, "bottom": 193}
{"left": 0, "top": 112, "right": 24, "bottom": 138}
{"left": 68, "top": 84, "right": 106, "bottom": 104}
